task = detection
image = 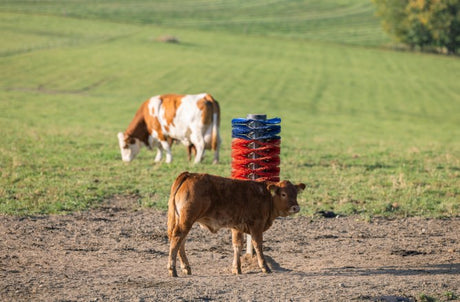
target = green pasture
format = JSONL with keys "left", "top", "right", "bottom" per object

{"left": 0, "top": 0, "right": 388, "bottom": 46}
{"left": 0, "top": 1, "right": 459, "bottom": 217}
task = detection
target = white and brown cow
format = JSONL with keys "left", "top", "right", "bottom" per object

{"left": 117, "top": 93, "right": 220, "bottom": 164}
{"left": 167, "top": 172, "right": 305, "bottom": 277}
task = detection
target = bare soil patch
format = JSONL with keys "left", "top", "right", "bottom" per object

{"left": 1, "top": 196, "right": 459, "bottom": 301}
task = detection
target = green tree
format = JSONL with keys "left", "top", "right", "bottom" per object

{"left": 405, "top": 0, "right": 434, "bottom": 49}
{"left": 428, "top": 0, "right": 460, "bottom": 53}
{"left": 373, "top": 0, "right": 460, "bottom": 54}
{"left": 373, "top": 0, "right": 409, "bottom": 42}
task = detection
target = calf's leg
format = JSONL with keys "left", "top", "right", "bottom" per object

{"left": 178, "top": 241, "right": 191, "bottom": 275}
{"left": 231, "top": 229, "right": 243, "bottom": 274}
{"left": 168, "top": 225, "right": 191, "bottom": 277}
{"left": 251, "top": 232, "right": 271, "bottom": 274}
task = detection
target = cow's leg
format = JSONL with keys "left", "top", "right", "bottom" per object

{"left": 168, "top": 225, "right": 191, "bottom": 277}
{"left": 178, "top": 241, "right": 191, "bottom": 275}
{"left": 212, "top": 137, "right": 220, "bottom": 165}
{"left": 187, "top": 145, "right": 192, "bottom": 161}
{"left": 154, "top": 147, "right": 163, "bottom": 162}
{"left": 187, "top": 144, "right": 197, "bottom": 162}
{"left": 251, "top": 232, "right": 271, "bottom": 274}
{"left": 212, "top": 148, "right": 219, "bottom": 165}
{"left": 193, "top": 146, "right": 204, "bottom": 164}
{"left": 159, "top": 140, "right": 173, "bottom": 163}
{"left": 190, "top": 134, "right": 205, "bottom": 164}
{"left": 231, "top": 229, "right": 243, "bottom": 274}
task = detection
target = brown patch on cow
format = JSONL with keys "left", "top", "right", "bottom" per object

{"left": 198, "top": 94, "right": 221, "bottom": 152}
{"left": 196, "top": 94, "right": 220, "bottom": 162}
{"left": 124, "top": 100, "right": 151, "bottom": 146}
{"left": 142, "top": 101, "right": 165, "bottom": 142}
{"left": 196, "top": 97, "right": 212, "bottom": 126}
{"left": 151, "top": 116, "right": 165, "bottom": 141}
{"left": 160, "top": 94, "right": 183, "bottom": 128}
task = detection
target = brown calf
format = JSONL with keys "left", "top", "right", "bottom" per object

{"left": 167, "top": 172, "right": 305, "bottom": 277}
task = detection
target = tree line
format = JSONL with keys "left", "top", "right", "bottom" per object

{"left": 372, "top": 0, "right": 459, "bottom": 54}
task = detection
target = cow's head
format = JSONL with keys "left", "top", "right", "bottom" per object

{"left": 117, "top": 132, "right": 141, "bottom": 162}
{"left": 268, "top": 181, "right": 305, "bottom": 217}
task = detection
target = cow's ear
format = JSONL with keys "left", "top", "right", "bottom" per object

{"left": 117, "top": 132, "right": 125, "bottom": 144}
{"left": 117, "top": 132, "right": 128, "bottom": 148}
{"left": 296, "top": 183, "right": 306, "bottom": 192}
{"left": 267, "top": 184, "right": 279, "bottom": 197}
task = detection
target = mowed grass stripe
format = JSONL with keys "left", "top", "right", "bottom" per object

{"left": 0, "top": 12, "right": 141, "bottom": 58}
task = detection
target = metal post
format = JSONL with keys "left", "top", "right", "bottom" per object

{"left": 245, "top": 114, "right": 266, "bottom": 256}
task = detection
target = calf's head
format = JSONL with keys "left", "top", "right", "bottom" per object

{"left": 268, "top": 181, "right": 305, "bottom": 216}
{"left": 117, "top": 132, "right": 141, "bottom": 162}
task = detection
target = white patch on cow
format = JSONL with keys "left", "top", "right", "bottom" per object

{"left": 145, "top": 96, "right": 164, "bottom": 162}
{"left": 174, "top": 93, "right": 209, "bottom": 164}
{"left": 169, "top": 96, "right": 203, "bottom": 140}
{"left": 148, "top": 96, "right": 162, "bottom": 118}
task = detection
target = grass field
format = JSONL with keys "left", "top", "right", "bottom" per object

{"left": 0, "top": 1, "right": 459, "bottom": 217}
{"left": 0, "top": 0, "right": 388, "bottom": 46}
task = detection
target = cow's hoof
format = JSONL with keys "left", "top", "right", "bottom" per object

{"left": 182, "top": 266, "right": 192, "bottom": 275}
{"left": 232, "top": 268, "right": 242, "bottom": 275}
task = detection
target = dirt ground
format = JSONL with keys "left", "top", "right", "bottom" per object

{"left": 1, "top": 196, "right": 459, "bottom": 302}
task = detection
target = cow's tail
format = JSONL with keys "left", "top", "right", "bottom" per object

{"left": 209, "top": 96, "right": 220, "bottom": 156}
{"left": 167, "top": 171, "right": 190, "bottom": 240}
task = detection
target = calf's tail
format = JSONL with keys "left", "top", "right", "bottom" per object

{"left": 167, "top": 171, "right": 190, "bottom": 240}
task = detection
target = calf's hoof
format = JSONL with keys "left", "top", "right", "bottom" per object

{"left": 232, "top": 267, "right": 242, "bottom": 275}
{"left": 262, "top": 266, "right": 272, "bottom": 274}
{"left": 182, "top": 266, "right": 192, "bottom": 275}
{"left": 169, "top": 268, "right": 178, "bottom": 277}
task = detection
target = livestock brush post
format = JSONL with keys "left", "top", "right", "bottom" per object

{"left": 231, "top": 114, "right": 281, "bottom": 256}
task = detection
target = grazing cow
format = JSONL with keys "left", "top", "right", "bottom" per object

{"left": 167, "top": 172, "right": 305, "bottom": 277}
{"left": 117, "top": 93, "right": 221, "bottom": 164}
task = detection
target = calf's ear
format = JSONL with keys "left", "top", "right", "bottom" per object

{"left": 267, "top": 184, "right": 279, "bottom": 197}
{"left": 296, "top": 183, "right": 306, "bottom": 192}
